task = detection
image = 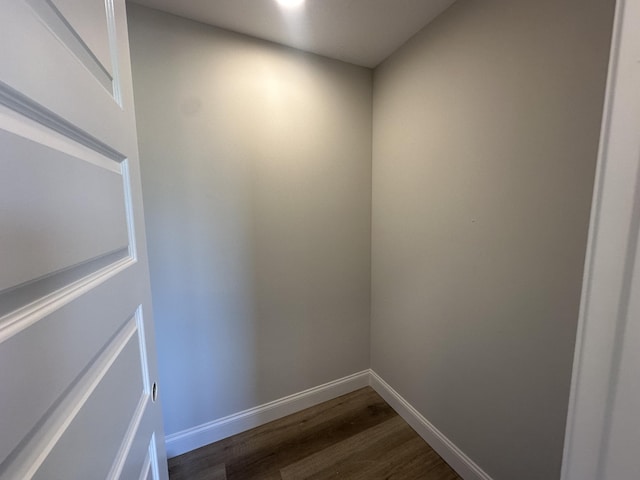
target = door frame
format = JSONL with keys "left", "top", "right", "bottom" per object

{"left": 561, "top": 0, "right": 640, "bottom": 478}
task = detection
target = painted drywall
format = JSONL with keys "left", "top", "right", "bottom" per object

{"left": 127, "top": 4, "right": 372, "bottom": 437}
{"left": 371, "top": 0, "right": 614, "bottom": 479}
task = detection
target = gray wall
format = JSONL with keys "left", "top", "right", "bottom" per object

{"left": 371, "top": 0, "right": 613, "bottom": 479}
{"left": 127, "top": 4, "right": 372, "bottom": 437}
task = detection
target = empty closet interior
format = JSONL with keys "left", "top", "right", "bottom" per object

{"left": 126, "top": 1, "right": 615, "bottom": 478}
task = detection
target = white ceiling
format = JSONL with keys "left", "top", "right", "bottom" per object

{"left": 129, "top": 0, "right": 456, "bottom": 68}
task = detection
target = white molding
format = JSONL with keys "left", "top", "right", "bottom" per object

{"left": 165, "top": 370, "right": 370, "bottom": 458}
{"left": 166, "top": 369, "right": 492, "bottom": 480}
{"left": 561, "top": 0, "right": 640, "bottom": 479}
{"left": 369, "top": 370, "right": 492, "bottom": 480}
{"left": 2, "top": 315, "right": 139, "bottom": 479}
{"left": 0, "top": 255, "right": 135, "bottom": 344}
{"left": 107, "top": 394, "right": 150, "bottom": 480}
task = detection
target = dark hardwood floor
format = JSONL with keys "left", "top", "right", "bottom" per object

{"left": 168, "top": 387, "right": 462, "bottom": 480}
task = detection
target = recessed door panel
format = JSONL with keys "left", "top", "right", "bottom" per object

{"left": 0, "top": 281, "right": 141, "bottom": 466}
{"left": 31, "top": 332, "right": 146, "bottom": 480}
{"left": 49, "top": 0, "right": 115, "bottom": 77}
{"left": 0, "top": 1, "right": 132, "bottom": 153}
{"left": 0, "top": 128, "right": 129, "bottom": 293}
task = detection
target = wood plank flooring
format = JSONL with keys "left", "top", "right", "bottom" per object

{"left": 168, "top": 387, "right": 462, "bottom": 480}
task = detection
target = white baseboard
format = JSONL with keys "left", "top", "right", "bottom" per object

{"left": 166, "top": 369, "right": 492, "bottom": 480}
{"left": 369, "top": 370, "right": 493, "bottom": 480}
{"left": 165, "top": 370, "right": 370, "bottom": 458}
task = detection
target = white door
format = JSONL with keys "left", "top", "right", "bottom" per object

{"left": 0, "top": 1, "right": 168, "bottom": 479}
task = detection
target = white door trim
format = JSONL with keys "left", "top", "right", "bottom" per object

{"left": 561, "top": 0, "right": 640, "bottom": 478}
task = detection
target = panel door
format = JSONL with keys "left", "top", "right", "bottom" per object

{"left": 0, "top": 1, "right": 168, "bottom": 478}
